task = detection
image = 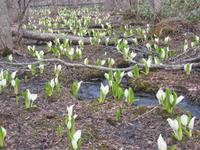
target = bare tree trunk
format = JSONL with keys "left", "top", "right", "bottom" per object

{"left": 0, "top": 0, "right": 14, "bottom": 54}
{"left": 104, "top": 0, "right": 115, "bottom": 11}
{"left": 73, "top": 0, "right": 78, "bottom": 7}
{"left": 18, "top": 0, "right": 30, "bottom": 24}
{"left": 149, "top": 0, "right": 162, "bottom": 14}
{"left": 115, "top": 0, "right": 132, "bottom": 11}
{"left": 149, "top": 0, "right": 162, "bottom": 23}
{"left": 6, "top": 0, "right": 20, "bottom": 24}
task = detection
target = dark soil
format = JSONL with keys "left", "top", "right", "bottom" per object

{"left": 1, "top": 88, "right": 200, "bottom": 149}
{"left": 1, "top": 48, "right": 200, "bottom": 150}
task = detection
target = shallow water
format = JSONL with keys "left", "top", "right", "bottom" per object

{"left": 136, "top": 96, "right": 200, "bottom": 118}
{"left": 78, "top": 81, "right": 200, "bottom": 118}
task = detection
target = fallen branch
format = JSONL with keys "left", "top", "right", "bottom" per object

{"left": 1, "top": 58, "right": 200, "bottom": 73}
{"left": 30, "top": 2, "right": 104, "bottom": 8}
{"left": 183, "top": 56, "right": 200, "bottom": 63}
{"left": 130, "top": 60, "right": 200, "bottom": 70}
{"left": 130, "top": 106, "right": 159, "bottom": 123}
{"left": 0, "top": 58, "right": 134, "bottom": 71}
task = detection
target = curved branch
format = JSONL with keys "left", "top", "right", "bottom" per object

{"left": 1, "top": 58, "right": 200, "bottom": 73}
{"left": 0, "top": 58, "right": 134, "bottom": 71}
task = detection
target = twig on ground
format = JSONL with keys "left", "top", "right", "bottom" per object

{"left": 130, "top": 106, "right": 159, "bottom": 123}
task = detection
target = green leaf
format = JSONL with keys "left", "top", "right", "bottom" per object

{"left": 96, "top": 59, "right": 101, "bottom": 66}
{"left": 23, "top": 90, "right": 30, "bottom": 109}
{"left": 114, "top": 70, "right": 123, "bottom": 84}
{"left": 45, "top": 82, "right": 53, "bottom": 97}
{"left": 165, "top": 88, "right": 172, "bottom": 113}
{"left": 115, "top": 108, "right": 122, "bottom": 121}
{"left": 57, "top": 125, "right": 64, "bottom": 138}
{"left": 99, "top": 89, "right": 105, "bottom": 103}
{"left": 72, "top": 81, "right": 78, "bottom": 97}
{"left": 171, "top": 92, "right": 177, "bottom": 109}
{"left": 170, "top": 145, "right": 176, "bottom": 150}
{"left": 15, "top": 78, "right": 20, "bottom": 95}
{"left": 117, "top": 86, "right": 124, "bottom": 100}
{"left": 0, "top": 127, "right": 6, "bottom": 148}
{"left": 127, "top": 88, "right": 136, "bottom": 105}
{"left": 3, "top": 70, "right": 10, "bottom": 82}
{"left": 133, "top": 64, "right": 140, "bottom": 79}
{"left": 56, "top": 82, "right": 61, "bottom": 93}
{"left": 177, "top": 117, "right": 183, "bottom": 141}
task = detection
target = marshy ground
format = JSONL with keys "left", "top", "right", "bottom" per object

{"left": 1, "top": 5, "right": 200, "bottom": 150}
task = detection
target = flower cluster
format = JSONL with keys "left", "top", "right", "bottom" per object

{"left": 65, "top": 105, "right": 81, "bottom": 150}
{"left": 156, "top": 88, "right": 184, "bottom": 113}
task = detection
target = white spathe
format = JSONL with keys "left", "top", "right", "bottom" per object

{"left": 147, "top": 58, "right": 152, "bottom": 68}
{"left": 124, "top": 89, "right": 128, "bottom": 99}
{"left": 57, "top": 65, "right": 62, "bottom": 72}
{"left": 67, "top": 105, "right": 74, "bottom": 118}
{"left": 0, "top": 79, "right": 7, "bottom": 87}
{"left": 176, "top": 96, "right": 184, "bottom": 104}
{"left": 101, "top": 60, "right": 106, "bottom": 66}
{"left": 72, "top": 130, "right": 82, "bottom": 150}
{"left": 167, "top": 118, "right": 179, "bottom": 133}
{"left": 77, "top": 81, "right": 83, "bottom": 90}
{"left": 67, "top": 120, "right": 72, "bottom": 130}
{"left": 66, "top": 105, "right": 74, "bottom": 129}
{"left": 28, "top": 65, "right": 32, "bottom": 70}
{"left": 169, "top": 95, "right": 174, "bottom": 104}
{"left": 120, "top": 72, "right": 125, "bottom": 78}
{"left": 55, "top": 64, "right": 62, "bottom": 72}
{"left": 184, "top": 63, "right": 192, "bottom": 74}
{"left": 168, "top": 118, "right": 179, "bottom": 130}
{"left": 27, "top": 89, "right": 38, "bottom": 102}
{"left": 48, "top": 42, "right": 52, "bottom": 48}
{"left": 157, "top": 134, "right": 167, "bottom": 150}
{"left": 100, "top": 84, "right": 109, "bottom": 96}
{"left": 54, "top": 78, "right": 58, "bottom": 85}
{"left": 69, "top": 48, "right": 74, "bottom": 56}
{"left": 50, "top": 79, "right": 55, "bottom": 88}
{"left": 181, "top": 114, "right": 188, "bottom": 126}
{"left": 127, "top": 72, "right": 133, "bottom": 78}
{"left": 8, "top": 54, "right": 13, "bottom": 61}
{"left": 11, "top": 80, "right": 16, "bottom": 87}
{"left": 104, "top": 73, "right": 109, "bottom": 80}
{"left": 11, "top": 71, "right": 17, "bottom": 79}
{"left": 170, "top": 94, "right": 184, "bottom": 105}
{"left": 156, "top": 88, "right": 166, "bottom": 104}
{"left": 189, "top": 117, "right": 196, "bottom": 130}
{"left": 130, "top": 52, "right": 137, "bottom": 59}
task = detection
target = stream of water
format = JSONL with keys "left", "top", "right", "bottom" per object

{"left": 78, "top": 81, "right": 200, "bottom": 118}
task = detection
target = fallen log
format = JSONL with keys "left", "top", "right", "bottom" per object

{"left": 11, "top": 28, "right": 139, "bottom": 45}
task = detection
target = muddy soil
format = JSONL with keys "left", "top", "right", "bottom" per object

{"left": 1, "top": 47, "right": 200, "bottom": 150}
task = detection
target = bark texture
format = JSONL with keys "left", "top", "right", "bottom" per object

{"left": 103, "top": 0, "right": 115, "bottom": 11}
{"left": 149, "top": 0, "right": 162, "bottom": 14}
{"left": 0, "top": 0, "right": 14, "bottom": 54}
{"left": 6, "top": 0, "right": 20, "bottom": 24}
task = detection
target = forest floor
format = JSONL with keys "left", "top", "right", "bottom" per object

{"left": 1, "top": 10, "right": 200, "bottom": 150}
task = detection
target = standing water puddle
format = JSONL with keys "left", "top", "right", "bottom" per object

{"left": 78, "top": 81, "right": 200, "bottom": 118}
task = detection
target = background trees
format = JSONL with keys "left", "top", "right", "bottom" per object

{"left": 0, "top": 0, "right": 159, "bottom": 53}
